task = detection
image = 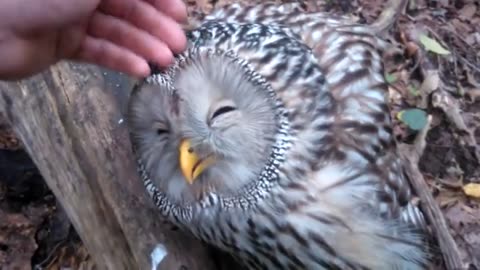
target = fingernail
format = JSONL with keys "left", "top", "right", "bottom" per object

{"left": 136, "top": 60, "right": 151, "bottom": 77}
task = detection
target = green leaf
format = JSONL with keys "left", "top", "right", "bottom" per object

{"left": 419, "top": 34, "right": 451, "bottom": 55}
{"left": 385, "top": 73, "right": 397, "bottom": 84}
{"left": 397, "top": 108, "right": 428, "bottom": 131}
{"left": 408, "top": 85, "right": 420, "bottom": 96}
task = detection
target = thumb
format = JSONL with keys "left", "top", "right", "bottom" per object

{"left": 1, "top": 0, "right": 100, "bottom": 33}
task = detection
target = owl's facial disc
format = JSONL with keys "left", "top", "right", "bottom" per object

{"left": 179, "top": 139, "right": 216, "bottom": 184}
{"left": 129, "top": 54, "right": 278, "bottom": 202}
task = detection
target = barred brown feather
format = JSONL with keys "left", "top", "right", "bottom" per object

{"left": 127, "top": 2, "right": 430, "bottom": 269}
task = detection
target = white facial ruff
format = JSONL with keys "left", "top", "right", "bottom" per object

{"left": 134, "top": 47, "right": 293, "bottom": 223}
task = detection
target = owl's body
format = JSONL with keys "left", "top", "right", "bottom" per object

{"left": 128, "top": 3, "right": 429, "bottom": 269}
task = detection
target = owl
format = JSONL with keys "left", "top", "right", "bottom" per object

{"left": 127, "top": 2, "right": 430, "bottom": 269}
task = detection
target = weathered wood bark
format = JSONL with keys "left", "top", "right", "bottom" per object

{"left": 0, "top": 61, "right": 217, "bottom": 270}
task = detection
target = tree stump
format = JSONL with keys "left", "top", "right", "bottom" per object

{"left": 0, "top": 61, "right": 217, "bottom": 270}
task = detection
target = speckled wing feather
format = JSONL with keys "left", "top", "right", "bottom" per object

{"left": 197, "top": 2, "right": 426, "bottom": 229}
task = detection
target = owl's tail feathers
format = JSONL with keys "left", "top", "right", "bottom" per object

{"left": 328, "top": 212, "right": 432, "bottom": 270}
{"left": 308, "top": 176, "right": 432, "bottom": 270}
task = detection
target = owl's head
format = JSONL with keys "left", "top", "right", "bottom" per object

{"left": 128, "top": 52, "right": 282, "bottom": 205}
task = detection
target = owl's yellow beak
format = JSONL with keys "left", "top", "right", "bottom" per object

{"left": 179, "top": 139, "right": 215, "bottom": 184}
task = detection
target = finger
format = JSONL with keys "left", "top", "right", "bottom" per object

{"left": 99, "top": 0, "right": 187, "bottom": 53}
{"left": 75, "top": 36, "right": 150, "bottom": 78}
{"left": 2, "top": 0, "right": 99, "bottom": 33}
{"left": 0, "top": 35, "right": 55, "bottom": 80}
{"left": 88, "top": 12, "right": 173, "bottom": 67}
{"left": 144, "top": 0, "right": 188, "bottom": 23}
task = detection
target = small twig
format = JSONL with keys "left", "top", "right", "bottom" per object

{"left": 33, "top": 240, "right": 66, "bottom": 270}
{"left": 399, "top": 116, "right": 465, "bottom": 270}
{"left": 460, "top": 56, "right": 480, "bottom": 74}
{"left": 371, "top": 0, "right": 409, "bottom": 34}
{"left": 431, "top": 90, "right": 480, "bottom": 162}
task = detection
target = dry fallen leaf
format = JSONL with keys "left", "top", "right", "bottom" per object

{"left": 463, "top": 183, "right": 480, "bottom": 198}
{"left": 0, "top": 115, "right": 22, "bottom": 150}
{"left": 458, "top": 4, "right": 477, "bottom": 21}
{"left": 0, "top": 205, "right": 50, "bottom": 270}
{"left": 418, "top": 69, "right": 440, "bottom": 108}
{"left": 419, "top": 70, "right": 440, "bottom": 94}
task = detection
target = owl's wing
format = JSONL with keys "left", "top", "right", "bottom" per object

{"left": 196, "top": 2, "right": 427, "bottom": 230}
{"left": 296, "top": 14, "right": 427, "bottom": 230}
{"left": 200, "top": 2, "right": 388, "bottom": 49}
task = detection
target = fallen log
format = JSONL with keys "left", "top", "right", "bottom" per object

{"left": 0, "top": 61, "right": 217, "bottom": 270}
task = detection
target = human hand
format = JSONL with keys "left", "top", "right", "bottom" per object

{"left": 0, "top": 0, "right": 187, "bottom": 80}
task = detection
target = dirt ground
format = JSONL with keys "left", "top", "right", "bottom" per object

{"left": 0, "top": 0, "right": 479, "bottom": 269}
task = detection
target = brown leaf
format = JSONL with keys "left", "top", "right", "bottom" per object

{"left": 450, "top": 18, "right": 472, "bottom": 38}
{"left": 0, "top": 206, "right": 49, "bottom": 270}
{"left": 432, "top": 91, "right": 471, "bottom": 135}
{"left": 44, "top": 242, "right": 95, "bottom": 270}
{"left": 444, "top": 203, "right": 480, "bottom": 267}
{"left": 458, "top": 4, "right": 477, "bottom": 21}
{"left": 0, "top": 114, "right": 21, "bottom": 150}
{"left": 405, "top": 41, "right": 420, "bottom": 57}
{"left": 466, "top": 88, "right": 480, "bottom": 101}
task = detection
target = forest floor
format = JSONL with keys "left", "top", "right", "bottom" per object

{"left": 0, "top": 0, "right": 479, "bottom": 269}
